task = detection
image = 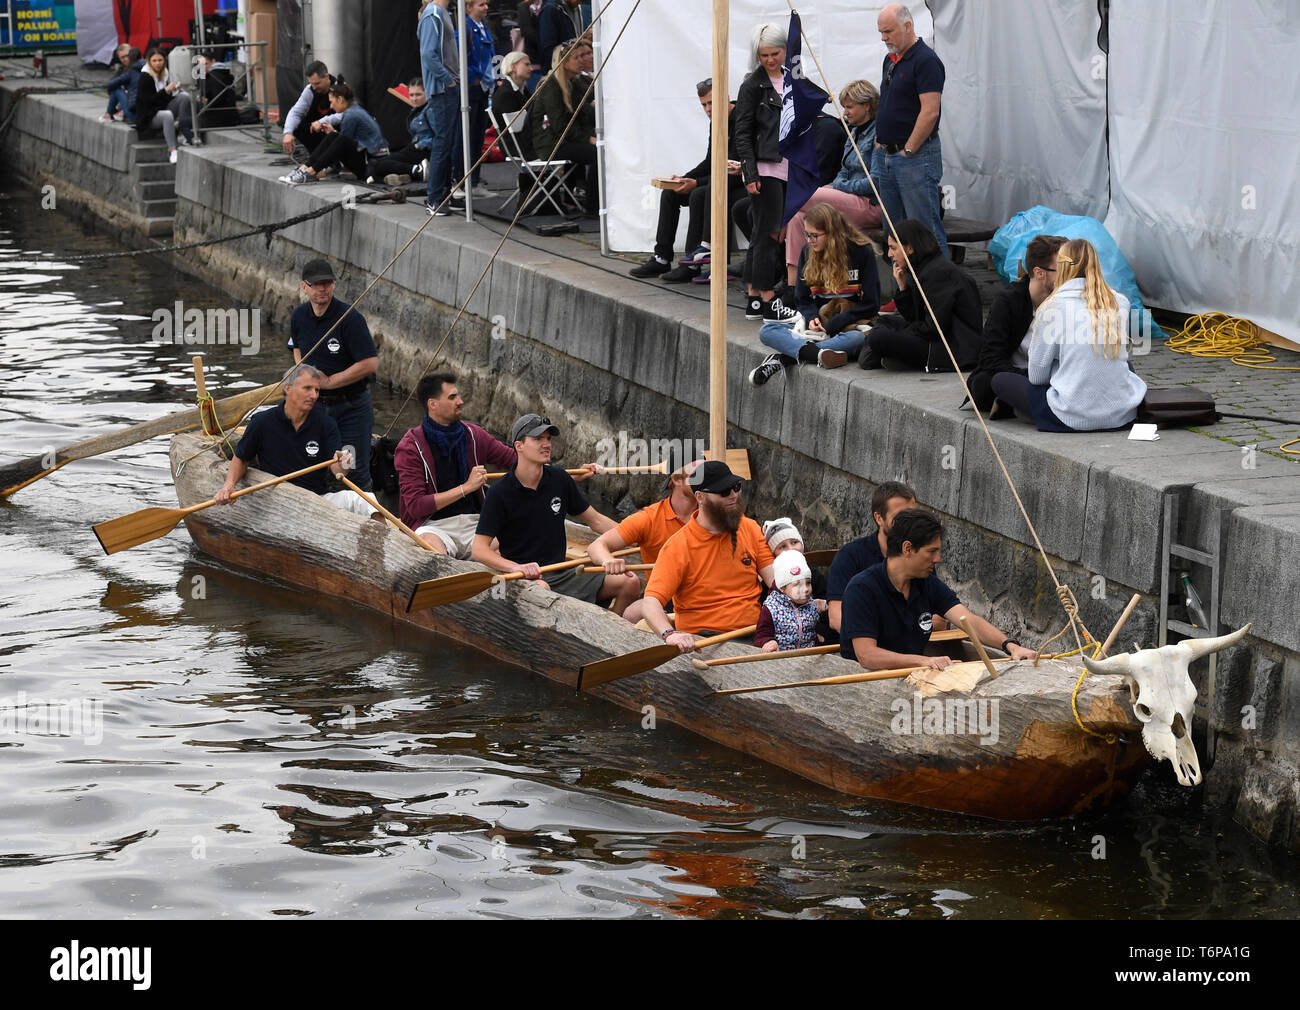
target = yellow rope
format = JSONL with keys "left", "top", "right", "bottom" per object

{"left": 1168, "top": 312, "right": 1300, "bottom": 371}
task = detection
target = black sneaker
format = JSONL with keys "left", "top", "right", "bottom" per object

{"left": 630, "top": 256, "right": 671, "bottom": 278}
{"left": 763, "top": 297, "right": 800, "bottom": 325}
{"left": 748, "top": 352, "right": 789, "bottom": 387}
{"left": 797, "top": 340, "right": 819, "bottom": 364}
{"left": 660, "top": 264, "right": 699, "bottom": 283}
{"left": 744, "top": 295, "right": 764, "bottom": 320}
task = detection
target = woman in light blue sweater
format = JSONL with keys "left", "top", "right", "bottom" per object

{"left": 992, "top": 238, "right": 1146, "bottom": 431}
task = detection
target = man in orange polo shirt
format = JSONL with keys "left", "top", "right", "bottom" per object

{"left": 587, "top": 458, "right": 701, "bottom": 624}
{"left": 641, "top": 461, "right": 775, "bottom": 652}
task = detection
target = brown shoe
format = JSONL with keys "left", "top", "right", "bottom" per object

{"left": 818, "top": 348, "right": 848, "bottom": 369}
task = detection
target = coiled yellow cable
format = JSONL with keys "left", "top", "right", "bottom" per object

{"left": 1168, "top": 312, "right": 1300, "bottom": 371}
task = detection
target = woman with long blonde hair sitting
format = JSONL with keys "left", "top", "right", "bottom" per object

{"left": 531, "top": 41, "right": 598, "bottom": 213}
{"left": 749, "top": 202, "right": 880, "bottom": 385}
{"left": 991, "top": 238, "right": 1147, "bottom": 431}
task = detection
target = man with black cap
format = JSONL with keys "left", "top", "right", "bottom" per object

{"left": 287, "top": 258, "right": 379, "bottom": 491}
{"left": 586, "top": 453, "right": 702, "bottom": 624}
{"left": 641, "top": 460, "right": 775, "bottom": 652}
{"left": 472, "top": 414, "right": 642, "bottom": 612}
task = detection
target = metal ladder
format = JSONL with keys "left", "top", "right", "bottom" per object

{"left": 1157, "top": 489, "right": 1231, "bottom": 764}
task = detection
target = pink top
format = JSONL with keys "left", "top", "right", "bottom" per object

{"left": 758, "top": 72, "right": 788, "bottom": 180}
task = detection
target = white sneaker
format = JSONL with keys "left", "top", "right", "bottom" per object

{"left": 278, "top": 167, "right": 309, "bottom": 185}
{"left": 471, "top": 183, "right": 492, "bottom": 199}
{"left": 168, "top": 149, "right": 178, "bottom": 164}
{"left": 415, "top": 159, "right": 428, "bottom": 181}
{"left": 451, "top": 187, "right": 465, "bottom": 199}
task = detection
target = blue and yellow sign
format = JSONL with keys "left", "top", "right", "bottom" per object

{"left": 1, "top": 1, "right": 77, "bottom": 50}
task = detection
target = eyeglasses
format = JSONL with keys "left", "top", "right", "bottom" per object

{"left": 803, "top": 230, "right": 825, "bottom": 241}
{"left": 708, "top": 486, "right": 741, "bottom": 497}
{"left": 696, "top": 77, "right": 712, "bottom": 95}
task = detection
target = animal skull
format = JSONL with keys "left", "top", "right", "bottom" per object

{"left": 1082, "top": 624, "right": 1250, "bottom": 786}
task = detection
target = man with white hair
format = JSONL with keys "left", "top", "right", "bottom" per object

{"left": 872, "top": 3, "right": 948, "bottom": 256}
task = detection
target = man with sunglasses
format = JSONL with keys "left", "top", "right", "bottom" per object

{"left": 872, "top": 3, "right": 947, "bottom": 255}
{"left": 628, "top": 79, "right": 742, "bottom": 283}
{"left": 472, "top": 414, "right": 642, "bottom": 612}
{"left": 641, "top": 461, "right": 775, "bottom": 652}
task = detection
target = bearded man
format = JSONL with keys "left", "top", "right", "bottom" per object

{"left": 640, "top": 461, "right": 776, "bottom": 653}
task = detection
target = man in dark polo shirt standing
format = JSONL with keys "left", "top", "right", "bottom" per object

{"left": 472, "top": 414, "right": 642, "bottom": 613}
{"left": 214, "top": 364, "right": 376, "bottom": 518}
{"left": 839, "top": 509, "right": 1037, "bottom": 670}
{"left": 827, "top": 479, "right": 917, "bottom": 633}
{"left": 871, "top": 3, "right": 948, "bottom": 256}
{"left": 287, "top": 259, "right": 379, "bottom": 491}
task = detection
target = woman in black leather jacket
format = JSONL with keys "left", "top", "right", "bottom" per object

{"left": 733, "top": 23, "right": 799, "bottom": 325}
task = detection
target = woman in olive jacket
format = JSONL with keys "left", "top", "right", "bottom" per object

{"left": 531, "top": 42, "right": 597, "bottom": 213}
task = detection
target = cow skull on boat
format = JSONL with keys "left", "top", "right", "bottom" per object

{"left": 1082, "top": 625, "right": 1250, "bottom": 787}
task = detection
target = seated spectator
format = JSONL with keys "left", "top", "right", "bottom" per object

{"left": 366, "top": 79, "right": 433, "bottom": 185}
{"left": 195, "top": 54, "right": 239, "bottom": 130}
{"left": 736, "top": 23, "right": 799, "bottom": 325}
{"left": 859, "top": 218, "right": 980, "bottom": 371}
{"left": 991, "top": 238, "right": 1147, "bottom": 432}
{"left": 532, "top": 42, "right": 598, "bottom": 214}
{"left": 101, "top": 45, "right": 142, "bottom": 123}
{"left": 461, "top": 0, "right": 495, "bottom": 199}
{"left": 968, "top": 234, "right": 1066, "bottom": 415}
{"left": 281, "top": 60, "right": 336, "bottom": 155}
{"left": 136, "top": 48, "right": 194, "bottom": 164}
{"left": 750, "top": 202, "right": 881, "bottom": 385}
{"left": 538, "top": 0, "right": 592, "bottom": 73}
{"left": 279, "top": 83, "right": 389, "bottom": 186}
{"left": 785, "top": 79, "right": 883, "bottom": 288}
{"left": 493, "top": 51, "right": 534, "bottom": 119}
{"left": 629, "top": 79, "right": 743, "bottom": 284}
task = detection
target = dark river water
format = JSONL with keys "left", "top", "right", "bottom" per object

{"left": 2, "top": 186, "right": 1298, "bottom": 920}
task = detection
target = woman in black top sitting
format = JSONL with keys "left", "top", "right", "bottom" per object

{"left": 531, "top": 41, "right": 597, "bottom": 213}
{"left": 859, "top": 219, "right": 982, "bottom": 372}
{"left": 492, "top": 51, "right": 536, "bottom": 159}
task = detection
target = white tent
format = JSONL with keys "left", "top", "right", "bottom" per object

{"left": 595, "top": 0, "right": 1300, "bottom": 344}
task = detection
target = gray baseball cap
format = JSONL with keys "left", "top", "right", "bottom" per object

{"left": 510, "top": 413, "right": 560, "bottom": 444}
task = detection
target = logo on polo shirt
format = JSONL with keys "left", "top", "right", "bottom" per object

{"left": 327, "top": 337, "right": 341, "bottom": 354}
{"left": 919, "top": 612, "right": 933, "bottom": 633}
{"left": 305, "top": 440, "right": 320, "bottom": 457}
{"left": 550, "top": 497, "right": 562, "bottom": 514}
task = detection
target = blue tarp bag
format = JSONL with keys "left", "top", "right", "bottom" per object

{"left": 988, "top": 206, "right": 1164, "bottom": 339}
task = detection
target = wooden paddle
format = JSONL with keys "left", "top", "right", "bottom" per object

{"left": 709, "top": 657, "right": 1012, "bottom": 698}
{"left": 484, "top": 462, "right": 671, "bottom": 479}
{"left": 693, "top": 644, "right": 839, "bottom": 669}
{"left": 1, "top": 380, "right": 284, "bottom": 498}
{"left": 802, "top": 549, "right": 838, "bottom": 567}
{"left": 406, "top": 546, "right": 638, "bottom": 612}
{"left": 577, "top": 624, "right": 758, "bottom": 691}
{"left": 93, "top": 458, "right": 335, "bottom": 555}
{"left": 582, "top": 563, "right": 654, "bottom": 573}
{"left": 339, "top": 476, "right": 432, "bottom": 552}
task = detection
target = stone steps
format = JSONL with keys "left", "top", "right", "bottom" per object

{"left": 130, "top": 141, "right": 176, "bottom": 234}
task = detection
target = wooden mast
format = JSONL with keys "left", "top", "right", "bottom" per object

{"left": 708, "top": 0, "right": 729, "bottom": 462}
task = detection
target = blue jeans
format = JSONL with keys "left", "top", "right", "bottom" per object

{"left": 325, "top": 388, "right": 375, "bottom": 491}
{"left": 424, "top": 86, "right": 464, "bottom": 206}
{"left": 870, "top": 137, "right": 947, "bottom": 257}
{"left": 759, "top": 320, "right": 866, "bottom": 359}
{"left": 106, "top": 88, "right": 134, "bottom": 122}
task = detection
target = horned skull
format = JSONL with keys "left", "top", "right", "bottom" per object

{"left": 1082, "top": 624, "right": 1250, "bottom": 786}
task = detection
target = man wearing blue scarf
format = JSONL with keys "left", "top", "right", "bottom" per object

{"left": 394, "top": 373, "right": 519, "bottom": 557}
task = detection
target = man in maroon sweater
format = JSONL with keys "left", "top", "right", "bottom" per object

{"left": 395, "top": 373, "right": 519, "bottom": 556}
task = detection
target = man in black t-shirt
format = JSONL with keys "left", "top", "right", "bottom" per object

{"left": 839, "top": 509, "right": 1038, "bottom": 670}
{"left": 287, "top": 258, "right": 379, "bottom": 491}
{"left": 473, "top": 414, "right": 641, "bottom": 612}
{"left": 827, "top": 479, "right": 917, "bottom": 634}
{"left": 214, "top": 364, "right": 376, "bottom": 519}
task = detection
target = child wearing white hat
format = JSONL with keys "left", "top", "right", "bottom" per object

{"left": 756, "top": 549, "right": 822, "bottom": 653}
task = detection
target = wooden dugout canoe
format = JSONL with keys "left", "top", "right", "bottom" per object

{"left": 166, "top": 431, "right": 1147, "bottom": 820}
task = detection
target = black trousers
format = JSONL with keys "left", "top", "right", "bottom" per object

{"left": 741, "top": 177, "right": 785, "bottom": 291}
{"left": 656, "top": 181, "right": 746, "bottom": 260}
{"left": 367, "top": 143, "right": 428, "bottom": 180}
{"left": 554, "top": 140, "right": 599, "bottom": 211}
{"left": 308, "top": 132, "right": 367, "bottom": 177}
{"left": 293, "top": 118, "right": 327, "bottom": 153}
{"left": 860, "top": 315, "right": 931, "bottom": 369}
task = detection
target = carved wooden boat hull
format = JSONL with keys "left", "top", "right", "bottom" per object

{"left": 170, "top": 432, "right": 1147, "bottom": 820}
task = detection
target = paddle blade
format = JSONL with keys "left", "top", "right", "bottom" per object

{"left": 93, "top": 506, "right": 186, "bottom": 555}
{"left": 802, "top": 549, "right": 838, "bottom": 567}
{"left": 406, "top": 570, "right": 499, "bottom": 612}
{"left": 577, "top": 643, "right": 678, "bottom": 691}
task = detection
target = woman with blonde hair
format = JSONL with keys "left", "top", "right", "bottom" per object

{"left": 991, "top": 238, "right": 1146, "bottom": 431}
{"left": 783, "top": 78, "right": 883, "bottom": 287}
{"left": 531, "top": 41, "right": 598, "bottom": 213}
{"left": 750, "top": 202, "right": 880, "bottom": 384}
{"left": 135, "top": 47, "right": 193, "bottom": 163}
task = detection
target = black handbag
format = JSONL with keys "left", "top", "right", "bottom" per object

{"left": 1137, "top": 387, "right": 1219, "bottom": 427}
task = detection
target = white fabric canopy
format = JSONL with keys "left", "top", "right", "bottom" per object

{"left": 595, "top": 0, "right": 931, "bottom": 256}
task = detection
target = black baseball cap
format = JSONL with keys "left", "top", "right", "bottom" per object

{"left": 301, "top": 258, "right": 335, "bottom": 284}
{"left": 510, "top": 413, "right": 560, "bottom": 444}
{"left": 690, "top": 460, "right": 742, "bottom": 494}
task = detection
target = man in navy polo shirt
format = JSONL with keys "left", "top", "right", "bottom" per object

{"left": 472, "top": 414, "right": 642, "bottom": 613}
{"left": 827, "top": 479, "right": 916, "bottom": 633}
{"left": 871, "top": 3, "right": 948, "bottom": 256}
{"left": 214, "top": 364, "right": 376, "bottom": 518}
{"left": 287, "top": 258, "right": 379, "bottom": 491}
{"left": 839, "top": 509, "right": 1037, "bottom": 670}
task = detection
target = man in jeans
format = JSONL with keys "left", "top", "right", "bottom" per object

{"left": 419, "top": 0, "right": 465, "bottom": 216}
{"left": 871, "top": 3, "right": 947, "bottom": 256}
